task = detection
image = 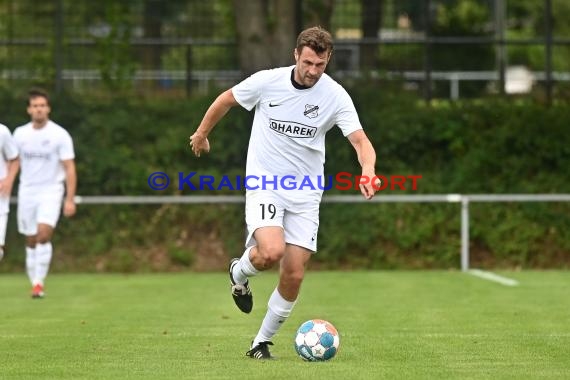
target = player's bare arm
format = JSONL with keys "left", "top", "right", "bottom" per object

{"left": 0, "top": 157, "right": 19, "bottom": 197}
{"left": 190, "top": 89, "right": 239, "bottom": 157}
{"left": 347, "top": 129, "right": 379, "bottom": 200}
{"left": 62, "top": 159, "right": 77, "bottom": 217}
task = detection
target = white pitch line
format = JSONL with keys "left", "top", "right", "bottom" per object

{"left": 467, "top": 269, "right": 519, "bottom": 287}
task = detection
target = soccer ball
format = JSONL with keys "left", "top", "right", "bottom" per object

{"left": 294, "top": 319, "right": 340, "bottom": 361}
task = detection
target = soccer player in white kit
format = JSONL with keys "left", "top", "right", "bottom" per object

{"left": 13, "top": 89, "right": 77, "bottom": 298}
{"left": 190, "top": 26, "right": 379, "bottom": 359}
{"left": 0, "top": 123, "right": 19, "bottom": 261}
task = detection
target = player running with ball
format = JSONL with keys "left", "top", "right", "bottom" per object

{"left": 190, "top": 26, "right": 379, "bottom": 359}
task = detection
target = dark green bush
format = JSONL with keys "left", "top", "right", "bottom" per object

{"left": 0, "top": 89, "right": 568, "bottom": 271}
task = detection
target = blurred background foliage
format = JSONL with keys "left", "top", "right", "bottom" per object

{"left": 0, "top": 87, "right": 567, "bottom": 272}
{"left": 0, "top": 0, "right": 568, "bottom": 272}
{"left": 1, "top": 0, "right": 570, "bottom": 98}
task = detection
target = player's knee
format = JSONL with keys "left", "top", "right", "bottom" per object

{"left": 36, "top": 227, "right": 54, "bottom": 244}
{"left": 282, "top": 268, "right": 305, "bottom": 287}
{"left": 257, "top": 243, "right": 286, "bottom": 268}
{"left": 36, "top": 234, "right": 51, "bottom": 244}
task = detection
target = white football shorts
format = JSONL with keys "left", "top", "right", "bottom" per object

{"left": 0, "top": 195, "right": 9, "bottom": 214}
{"left": 0, "top": 196, "right": 11, "bottom": 245}
{"left": 245, "top": 190, "right": 320, "bottom": 252}
{"left": 17, "top": 189, "right": 64, "bottom": 236}
{"left": 0, "top": 213, "right": 8, "bottom": 246}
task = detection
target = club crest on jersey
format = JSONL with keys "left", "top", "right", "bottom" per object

{"left": 269, "top": 119, "right": 316, "bottom": 138}
{"left": 304, "top": 104, "right": 319, "bottom": 119}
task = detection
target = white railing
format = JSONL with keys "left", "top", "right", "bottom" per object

{"left": 69, "top": 194, "right": 570, "bottom": 271}
{"left": 4, "top": 69, "right": 570, "bottom": 98}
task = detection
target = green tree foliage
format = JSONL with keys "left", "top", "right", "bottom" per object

{"left": 431, "top": 0, "right": 495, "bottom": 96}
{"left": 94, "top": 2, "right": 137, "bottom": 93}
{"left": 507, "top": 0, "right": 570, "bottom": 72}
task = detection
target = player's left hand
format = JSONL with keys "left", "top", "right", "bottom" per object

{"left": 189, "top": 132, "right": 210, "bottom": 157}
{"left": 63, "top": 198, "right": 76, "bottom": 217}
{"left": 359, "top": 173, "right": 381, "bottom": 200}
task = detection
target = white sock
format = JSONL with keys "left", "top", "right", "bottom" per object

{"left": 232, "top": 246, "right": 259, "bottom": 285}
{"left": 34, "top": 242, "right": 53, "bottom": 286}
{"left": 25, "top": 247, "right": 37, "bottom": 285}
{"left": 252, "top": 288, "right": 296, "bottom": 347}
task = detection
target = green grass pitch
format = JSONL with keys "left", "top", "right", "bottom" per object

{"left": 1, "top": 271, "right": 569, "bottom": 379}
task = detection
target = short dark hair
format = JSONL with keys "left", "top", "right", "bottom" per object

{"left": 296, "top": 26, "right": 333, "bottom": 55}
{"left": 28, "top": 88, "right": 49, "bottom": 106}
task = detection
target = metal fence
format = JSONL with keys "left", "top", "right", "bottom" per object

{"left": 68, "top": 194, "right": 570, "bottom": 272}
{"left": 0, "top": 0, "right": 569, "bottom": 102}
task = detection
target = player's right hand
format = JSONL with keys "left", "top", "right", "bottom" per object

{"left": 189, "top": 132, "right": 210, "bottom": 157}
{"left": 63, "top": 198, "right": 76, "bottom": 217}
{"left": 0, "top": 179, "right": 11, "bottom": 197}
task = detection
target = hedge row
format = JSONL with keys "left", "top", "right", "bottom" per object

{"left": 0, "top": 87, "right": 568, "bottom": 271}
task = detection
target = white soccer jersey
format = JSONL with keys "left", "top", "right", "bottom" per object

{"left": 0, "top": 124, "right": 19, "bottom": 180}
{"left": 13, "top": 120, "right": 75, "bottom": 191}
{"left": 232, "top": 66, "right": 362, "bottom": 196}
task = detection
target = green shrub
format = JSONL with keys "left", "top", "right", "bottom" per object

{"left": 0, "top": 90, "right": 567, "bottom": 271}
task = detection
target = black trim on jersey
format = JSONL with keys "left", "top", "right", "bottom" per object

{"left": 291, "top": 69, "right": 310, "bottom": 90}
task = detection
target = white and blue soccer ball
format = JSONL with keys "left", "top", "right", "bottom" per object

{"left": 294, "top": 319, "right": 340, "bottom": 361}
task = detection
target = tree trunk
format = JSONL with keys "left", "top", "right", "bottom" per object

{"left": 233, "top": 0, "right": 296, "bottom": 76}
{"left": 360, "top": 0, "right": 383, "bottom": 71}
{"left": 142, "top": 0, "right": 163, "bottom": 70}
{"left": 303, "top": 0, "right": 335, "bottom": 30}
{"left": 270, "top": 0, "right": 297, "bottom": 67}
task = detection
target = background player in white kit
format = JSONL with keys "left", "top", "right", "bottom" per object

{"left": 0, "top": 123, "right": 19, "bottom": 261}
{"left": 13, "top": 89, "right": 77, "bottom": 298}
{"left": 190, "top": 26, "right": 379, "bottom": 359}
